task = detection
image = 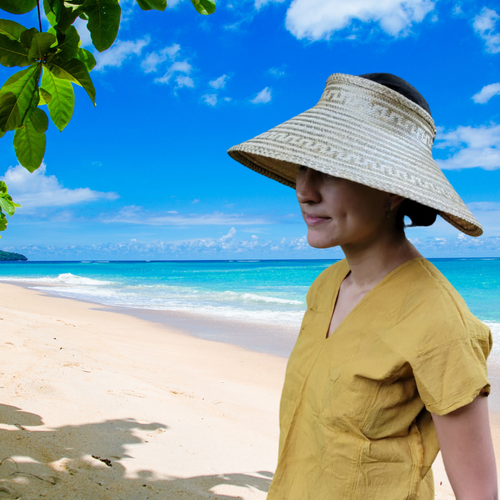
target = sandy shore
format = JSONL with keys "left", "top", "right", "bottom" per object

{"left": 0, "top": 283, "right": 498, "bottom": 499}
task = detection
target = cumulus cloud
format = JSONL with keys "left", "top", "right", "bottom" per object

{"left": 472, "top": 82, "right": 500, "bottom": 104}
{"left": 155, "top": 60, "right": 193, "bottom": 85}
{"left": 407, "top": 234, "right": 500, "bottom": 257}
{"left": 209, "top": 74, "right": 228, "bottom": 89}
{"left": 1, "top": 164, "right": 118, "bottom": 212}
{"left": 284, "top": 0, "right": 435, "bottom": 40}
{"left": 11, "top": 230, "right": 500, "bottom": 260}
{"left": 473, "top": 7, "right": 500, "bottom": 53}
{"left": 251, "top": 87, "right": 272, "bottom": 104}
{"left": 141, "top": 43, "right": 180, "bottom": 73}
{"left": 203, "top": 94, "right": 218, "bottom": 106}
{"left": 176, "top": 75, "right": 194, "bottom": 88}
{"left": 435, "top": 124, "right": 500, "bottom": 170}
{"left": 95, "top": 37, "right": 150, "bottom": 71}
{"left": 4, "top": 229, "right": 330, "bottom": 260}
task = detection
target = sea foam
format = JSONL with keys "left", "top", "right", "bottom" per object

{"left": 0, "top": 273, "right": 112, "bottom": 286}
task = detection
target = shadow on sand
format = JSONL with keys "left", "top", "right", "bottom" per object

{"left": 0, "top": 404, "right": 272, "bottom": 499}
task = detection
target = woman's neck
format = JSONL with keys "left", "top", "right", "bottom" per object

{"left": 341, "top": 232, "right": 422, "bottom": 292}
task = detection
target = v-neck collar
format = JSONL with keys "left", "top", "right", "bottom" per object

{"left": 325, "top": 257, "right": 425, "bottom": 340}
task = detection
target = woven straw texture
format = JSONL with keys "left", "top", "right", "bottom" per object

{"left": 228, "top": 73, "right": 482, "bottom": 237}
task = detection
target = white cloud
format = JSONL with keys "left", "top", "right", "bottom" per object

{"left": 251, "top": 87, "right": 272, "bottom": 104}
{"left": 220, "top": 227, "right": 236, "bottom": 241}
{"left": 268, "top": 66, "right": 286, "bottom": 77}
{"left": 176, "top": 75, "right": 194, "bottom": 88}
{"left": 284, "top": 0, "right": 435, "bottom": 40}
{"left": 141, "top": 43, "right": 180, "bottom": 73}
{"left": 155, "top": 60, "right": 193, "bottom": 85}
{"left": 224, "top": 20, "right": 246, "bottom": 31}
{"left": 1, "top": 164, "right": 118, "bottom": 212}
{"left": 255, "top": 0, "right": 286, "bottom": 10}
{"left": 101, "top": 206, "right": 273, "bottom": 226}
{"left": 467, "top": 202, "right": 500, "bottom": 211}
{"left": 473, "top": 7, "right": 500, "bottom": 53}
{"left": 203, "top": 94, "right": 218, "bottom": 106}
{"left": 209, "top": 74, "right": 228, "bottom": 89}
{"left": 4, "top": 230, "right": 335, "bottom": 260}
{"left": 472, "top": 83, "right": 500, "bottom": 104}
{"left": 7, "top": 226, "right": 500, "bottom": 259}
{"left": 435, "top": 124, "right": 500, "bottom": 170}
{"left": 95, "top": 37, "right": 150, "bottom": 71}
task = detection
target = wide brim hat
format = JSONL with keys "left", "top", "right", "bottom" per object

{"left": 228, "top": 73, "right": 482, "bottom": 237}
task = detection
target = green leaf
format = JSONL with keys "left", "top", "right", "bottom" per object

{"left": 14, "top": 119, "right": 46, "bottom": 172}
{"left": 136, "top": 0, "right": 166, "bottom": 11}
{"left": 0, "top": 34, "right": 30, "bottom": 67}
{"left": 0, "top": 0, "right": 37, "bottom": 15}
{"left": 30, "top": 107, "right": 49, "bottom": 133}
{"left": 0, "top": 92, "right": 18, "bottom": 131}
{"left": 45, "top": 56, "right": 95, "bottom": 105}
{"left": 39, "top": 87, "right": 52, "bottom": 104}
{"left": 0, "top": 212, "right": 7, "bottom": 233}
{"left": 28, "top": 32, "right": 57, "bottom": 62}
{"left": 0, "top": 195, "right": 17, "bottom": 216}
{"left": 55, "top": 25, "right": 80, "bottom": 61}
{"left": 190, "top": 0, "right": 215, "bottom": 15}
{"left": 20, "top": 27, "right": 39, "bottom": 51}
{"left": 41, "top": 66, "right": 74, "bottom": 131}
{"left": 0, "top": 65, "right": 40, "bottom": 131}
{"left": 44, "top": 0, "right": 80, "bottom": 32}
{"left": 75, "top": 47, "right": 96, "bottom": 71}
{"left": 0, "top": 19, "right": 28, "bottom": 41}
{"left": 43, "top": 0, "right": 58, "bottom": 27}
{"left": 84, "top": 0, "right": 121, "bottom": 52}
{"left": 0, "top": 182, "right": 20, "bottom": 215}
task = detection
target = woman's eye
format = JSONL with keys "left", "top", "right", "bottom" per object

{"left": 298, "top": 165, "right": 307, "bottom": 172}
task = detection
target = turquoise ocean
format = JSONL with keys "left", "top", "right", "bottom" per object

{"left": 0, "top": 259, "right": 498, "bottom": 352}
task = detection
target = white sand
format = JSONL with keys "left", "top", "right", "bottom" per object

{"left": 0, "top": 283, "right": 497, "bottom": 499}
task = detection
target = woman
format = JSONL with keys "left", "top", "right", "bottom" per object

{"left": 228, "top": 73, "right": 497, "bottom": 499}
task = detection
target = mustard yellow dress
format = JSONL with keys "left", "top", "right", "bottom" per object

{"left": 268, "top": 257, "right": 492, "bottom": 500}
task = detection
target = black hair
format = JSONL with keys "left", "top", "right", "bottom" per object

{"left": 358, "top": 73, "right": 438, "bottom": 231}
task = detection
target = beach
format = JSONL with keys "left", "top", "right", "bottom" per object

{"left": 0, "top": 281, "right": 499, "bottom": 499}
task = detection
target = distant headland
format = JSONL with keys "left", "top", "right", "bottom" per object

{"left": 0, "top": 250, "right": 27, "bottom": 261}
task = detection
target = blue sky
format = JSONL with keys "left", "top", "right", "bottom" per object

{"left": 0, "top": 0, "right": 499, "bottom": 260}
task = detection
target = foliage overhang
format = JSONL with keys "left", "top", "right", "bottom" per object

{"left": 0, "top": 0, "right": 216, "bottom": 236}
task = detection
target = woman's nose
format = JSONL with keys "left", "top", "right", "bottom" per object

{"left": 296, "top": 167, "right": 321, "bottom": 204}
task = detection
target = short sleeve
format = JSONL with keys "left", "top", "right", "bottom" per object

{"left": 410, "top": 324, "right": 492, "bottom": 416}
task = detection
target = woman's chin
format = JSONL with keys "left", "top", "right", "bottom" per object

{"left": 307, "top": 234, "right": 339, "bottom": 249}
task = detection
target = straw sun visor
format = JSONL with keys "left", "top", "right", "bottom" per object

{"left": 228, "top": 74, "right": 483, "bottom": 237}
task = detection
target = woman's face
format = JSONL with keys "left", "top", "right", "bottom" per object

{"left": 296, "top": 167, "right": 395, "bottom": 249}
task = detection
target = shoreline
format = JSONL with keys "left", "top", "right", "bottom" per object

{"left": 0, "top": 283, "right": 499, "bottom": 499}
{"left": 4, "top": 280, "right": 299, "bottom": 358}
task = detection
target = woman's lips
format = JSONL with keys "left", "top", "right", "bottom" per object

{"left": 304, "top": 214, "right": 331, "bottom": 226}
